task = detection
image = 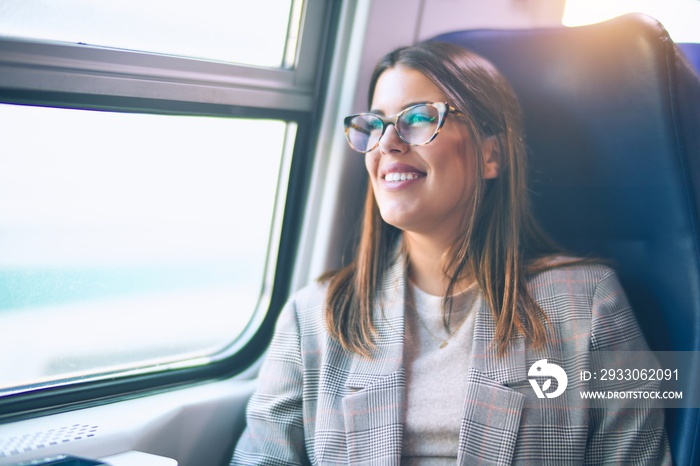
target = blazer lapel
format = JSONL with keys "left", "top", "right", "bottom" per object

{"left": 457, "top": 298, "right": 527, "bottom": 466}
{"left": 470, "top": 302, "right": 527, "bottom": 386}
{"left": 342, "top": 254, "right": 406, "bottom": 466}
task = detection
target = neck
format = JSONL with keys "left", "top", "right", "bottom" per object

{"left": 404, "top": 231, "right": 467, "bottom": 297}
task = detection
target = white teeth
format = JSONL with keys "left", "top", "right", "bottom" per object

{"left": 385, "top": 172, "right": 420, "bottom": 182}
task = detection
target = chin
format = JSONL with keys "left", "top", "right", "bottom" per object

{"left": 379, "top": 213, "right": 421, "bottom": 233}
{"left": 377, "top": 207, "right": 409, "bottom": 228}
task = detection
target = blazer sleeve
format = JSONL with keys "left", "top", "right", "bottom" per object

{"left": 230, "top": 297, "right": 310, "bottom": 466}
{"left": 584, "top": 268, "right": 672, "bottom": 466}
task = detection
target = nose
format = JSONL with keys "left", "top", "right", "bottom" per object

{"left": 377, "top": 123, "right": 408, "bottom": 154}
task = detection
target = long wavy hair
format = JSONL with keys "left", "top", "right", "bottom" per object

{"left": 323, "top": 41, "right": 571, "bottom": 357}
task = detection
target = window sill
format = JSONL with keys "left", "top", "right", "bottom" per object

{"left": 99, "top": 451, "right": 176, "bottom": 466}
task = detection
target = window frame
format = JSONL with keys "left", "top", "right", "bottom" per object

{"left": 0, "top": 0, "right": 325, "bottom": 111}
{"left": 0, "top": 0, "right": 341, "bottom": 421}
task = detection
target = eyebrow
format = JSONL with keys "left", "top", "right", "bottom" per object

{"left": 368, "top": 100, "right": 435, "bottom": 116}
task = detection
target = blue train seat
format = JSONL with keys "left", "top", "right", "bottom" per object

{"left": 432, "top": 13, "right": 700, "bottom": 465}
{"left": 679, "top": 42, "right": 700, "bottom": 74}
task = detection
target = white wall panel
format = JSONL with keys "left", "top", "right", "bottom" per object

{"left": 418, "top": 0, "right": 566, "bottom": 41}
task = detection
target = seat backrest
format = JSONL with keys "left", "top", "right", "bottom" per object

{"left": 678, "top": 42, "right": 700, "bottom": 74}
{"left": 431, "top": 13, "right": 700, "bottom": 465}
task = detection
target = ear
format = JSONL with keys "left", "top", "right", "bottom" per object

{"left": 481, "top": 135, "right": 501, "bottom": 180}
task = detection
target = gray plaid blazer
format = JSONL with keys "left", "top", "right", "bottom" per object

{"left": 231, "top": 254, "right": 671, "bottom": 465}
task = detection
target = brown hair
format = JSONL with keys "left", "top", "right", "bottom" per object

{"left": 324, "top": 42, "right": 572, "bottom": 357}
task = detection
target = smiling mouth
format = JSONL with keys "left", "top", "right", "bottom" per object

{"left": 383, "top": 172, "right": 424, "bottom": 182}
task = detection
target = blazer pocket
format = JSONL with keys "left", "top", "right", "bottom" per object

{"left": 458, "top": 367, "right": 525, "bottom": 466}
{"left": 338, "top": 370, "right": 405, "bottom": 466}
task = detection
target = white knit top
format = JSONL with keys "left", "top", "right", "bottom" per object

{"left": 401, "top": 282, "right": 478, "bottom": 465}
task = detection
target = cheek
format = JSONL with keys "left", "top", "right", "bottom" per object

{"left": 436, "top": 146, "right": 479, "bottom": 200}
{"left": 454, "top": 140, "right": 479, "bottom": 181}
{"left": 365, "top": 153, "right": 379, "bottom": 179}
{"left": 437, "top": 145, "right": 474, "bottom": 180}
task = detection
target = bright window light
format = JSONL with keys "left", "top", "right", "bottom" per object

{"left": 0, "top": 0, "right": 303, "bottom": 67}
{"left": 563, "top": 0, "right": 700, "bottom": 43}
{"left": 0, "top": 103, "right": 295, "bottom": 393}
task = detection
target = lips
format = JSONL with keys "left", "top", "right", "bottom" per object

{"left": 381, "top": 163, "right": 426, "bottom": 183}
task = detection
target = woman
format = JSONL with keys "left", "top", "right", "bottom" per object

{"left": 231, "top": 42, "right": 670, "bottom": 465}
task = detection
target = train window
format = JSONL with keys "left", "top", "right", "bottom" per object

{"left": 563, "top": 0, "right": 700, "bottom": 42}
{"left": 0, "top": 0, "right": 304, "bottom": 68}
{"left": 0, "top": 103, "right": 295, "bottom": 395}
{"left": 0, "top": 0, "right": 333, "bottom": 407}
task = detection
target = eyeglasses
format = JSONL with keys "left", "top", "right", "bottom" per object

{"left": 343, "top": 102, "right": 463, "bottom": 154}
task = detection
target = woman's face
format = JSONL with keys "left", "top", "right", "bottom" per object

{"left": 365, "top": 65, "right": 497, "bottom": 243}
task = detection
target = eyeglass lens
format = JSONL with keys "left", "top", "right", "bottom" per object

{"left": 346, "top": 103, "right": 442, "bottom": 153}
